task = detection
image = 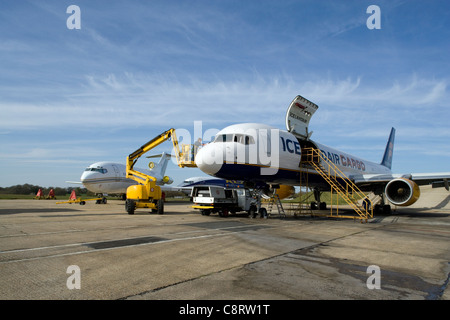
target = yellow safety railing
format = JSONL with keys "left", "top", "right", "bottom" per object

{"left": 164, "top": 129, "right": 197, "bottom": 168}
{"left": 303, "top": 147, "right": 373, "bottom": 222}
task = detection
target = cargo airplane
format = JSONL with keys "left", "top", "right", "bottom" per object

{"left": 195, "top": 95, "right": 450, "bottom": 214}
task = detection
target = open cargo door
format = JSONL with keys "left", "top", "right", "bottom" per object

{"left": 285, "top": 95, "right": 318, "bottom": 140}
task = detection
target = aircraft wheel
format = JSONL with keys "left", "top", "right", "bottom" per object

{"left": 310, "top": 202, "right": 318, "bottom": 210}
{"left": 374, "top": 204, "right": 382, "bottom": 214}
{"left": 362, "top": 198, "right": 371, "bottom": 211}
{"left": 319, "top": 202, "right": 327, "bottom": 210}
{"left": 383, "top": 205, "right": 392, "bottom": 215}
{"left": 125, "top": 199, "right": 135, "bottom": 215}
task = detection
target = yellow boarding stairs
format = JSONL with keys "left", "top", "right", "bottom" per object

{"left": 302, "top": 147, "right": 373, "bottom": 223}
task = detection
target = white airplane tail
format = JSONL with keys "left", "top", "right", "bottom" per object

{"left": 147, "top": 152, "right": 173, "bottom": 184}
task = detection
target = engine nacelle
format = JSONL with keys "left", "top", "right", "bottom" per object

{"left": 261, "top": 185, "right": 295, "bottom": 200}
{"left": 385, "top": 178, "right": 420, "bottom": 206}
{"left": 275, "top": 185, "right": 295, "bottom": 199}
{"left": 162, "top": 176, "right": 173, "bottom": 185}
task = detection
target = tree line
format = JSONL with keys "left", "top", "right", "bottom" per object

{"left": 0, "top": 184, "right": 188, "bottom": 199}
{"left": 0, "top": 184, "right": 93, "bottom": 196}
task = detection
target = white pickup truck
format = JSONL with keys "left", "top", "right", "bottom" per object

{"left": 191, "top": 185, "right": 264, "bottom": 217}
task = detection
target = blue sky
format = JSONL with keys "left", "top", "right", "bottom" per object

{"left": 1, "top": 0, "right": 449, "bottom": 187}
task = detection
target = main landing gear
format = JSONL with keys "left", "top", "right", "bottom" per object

{"left": 310, "top": 188, "right": 327, "bottom": 210}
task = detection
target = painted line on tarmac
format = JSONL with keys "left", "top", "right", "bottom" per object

{"left": 0, "top": 232, "right": 234, "bottom": 264}
{"left": 0, "top": 223, "right": 273, "bottom": 264}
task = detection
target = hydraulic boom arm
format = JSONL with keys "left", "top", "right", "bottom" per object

{"left": 126, "top": 128, "right": 176, "bottom": 184}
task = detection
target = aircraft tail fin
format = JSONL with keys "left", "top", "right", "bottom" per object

{"left": 147, "top": 152, "right": 173, "bottom": 183}
{"left": 381, "top": 127, "right": 395, "bottom": 170}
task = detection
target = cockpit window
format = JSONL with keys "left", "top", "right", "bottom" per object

{"left": 214, "top": 134, "right": 234, "bottom": 143}
{"left": 84, "top": 167, "right": 107, "bottom": 174}
{"left": 214, "top": 134, "right": 254, "bottom": 145}
{"left": 236, "top": 134, "right": 255, "bottom": 145}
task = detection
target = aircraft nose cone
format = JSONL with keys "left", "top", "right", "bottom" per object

{"left": 80, "top": 172, "right": 89, "bottom": 182}
{"left": 80, "top": 171, "right": 97, "bottom": 183}
{"left": 195, "top": 144, "right": 223, "bottom": 175}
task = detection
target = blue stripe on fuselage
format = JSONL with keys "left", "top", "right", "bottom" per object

{"left": 214, "top": 163, "right": 344, "bottom": 190}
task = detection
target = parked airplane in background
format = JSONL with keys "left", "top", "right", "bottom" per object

{"left": 68, "top": 153, "right": 174, "bottom": 199}
{"left": 195, "top": 95, "right": 450, "bottom": 214}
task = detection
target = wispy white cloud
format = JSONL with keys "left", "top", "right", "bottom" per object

{"left": 0, "top": 73, "right": 447, "bottom": 133}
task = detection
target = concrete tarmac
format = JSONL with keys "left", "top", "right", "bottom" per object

{"left": 0, "top": 186, "right": 449, "bottom": 300}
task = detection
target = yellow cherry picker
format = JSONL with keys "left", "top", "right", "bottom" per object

{"left": 125, "top": 128, "right": 197, "bottom": 215}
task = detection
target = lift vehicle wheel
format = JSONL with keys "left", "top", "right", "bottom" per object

{"left": 200, "top": 209, "right": 211, "bottom": 216}
{"left": 80, "top": 201, "right": 86, "bottom": 205}
{"left": 125, "top": 199, "right": 135, "bottom": 215}
{"left": 157, "top": 200, "right": 164, "bottom": 215}
{"left": 151, "top": 201, "right": 158, "bottom": 213}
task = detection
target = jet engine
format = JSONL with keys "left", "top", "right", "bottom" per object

{"left": 276, "top": 185, "right": 296, "bottom": 199}
{"left": 262, "top": 185, "right": 295, "bottom": 200}
{"left": 385, "top": 178, "right": 420, "bottom": 206}
{"left": 162, "top": 176, "right": 173, "bottom": 185}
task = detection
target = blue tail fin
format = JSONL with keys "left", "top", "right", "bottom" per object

{"left": 381, "top": 127, "right": 395, "bottom": 169}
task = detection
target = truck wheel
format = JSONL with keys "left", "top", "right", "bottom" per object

{"left": 201, "top": 209, "right": 211, "bottom": 216}
{"left": 157, "top": 200, "right": 164, "bottom": 215}
{"left": 259, "top": 208, "right": 268, "bottom": 219}
{"left": 249, "top": 205, "right": 257, "bottom": 218}
{"left": 125, "top": 199, "right": 135, "bottom": 215}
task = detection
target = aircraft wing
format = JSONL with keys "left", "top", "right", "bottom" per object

{"left": 66, "top": 181, "right": 83, "bottom": 184}
{"left": 160, "top": 185, "right": 192, "bottom": 193}
{"left": 352, "top": 172, "right": 450, "bottom": 190}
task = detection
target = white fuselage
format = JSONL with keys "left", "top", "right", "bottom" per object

{"left": 195, "top": 123, "right": 391, "bottom": 188}
{"left": 80, "top": 161, "right": 172, "bottom": 194}
{"left": 80, "top": 162, "right": 136, "bottom": 194}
